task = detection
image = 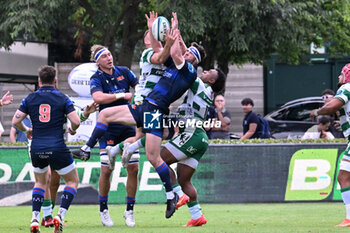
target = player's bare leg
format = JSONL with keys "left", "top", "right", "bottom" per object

{"left": 107, "top": 127, "right": 144, "bottom": 169}
{"left": 50, "top": 170, "right": 61, "bottom": 209}
{"left": 160, "top": 147, "right": 190, "bottom": 209}
{"left": 336, "top": 169, "right": 350, "bottom": 227}
{"left": 146, "top": 133, "right": 178, "bottom": 218}
{"left": 177, "top": 164, "right": 207, "bottom": 227}
{"left": 72, "top": 105, "right": 136, "bottom": 159}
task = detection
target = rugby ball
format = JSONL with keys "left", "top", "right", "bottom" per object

{"left": 68, "top": 63, "right": 98, "bottom": 97}
{"left": 152, "top": 16, "right": 170, "bottom": 42}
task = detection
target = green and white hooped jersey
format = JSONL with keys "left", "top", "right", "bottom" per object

{"left": 335, "top": 83, "right": 350, "bottom": 137}
{"left": 166, "top": 78, "right": 212, "bottom": 166}
{"left": 134, "top": 48, "right": 165, "bottom": 103}
{"left": 178, "top": 77, "right": 214, "bottom": 126}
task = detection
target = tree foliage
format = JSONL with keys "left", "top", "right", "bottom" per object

{"left": 1, "top": 0, "right": 350, "bottom": 77}
{"left": 161, "top": 0, "right": 350, "bottom": 75}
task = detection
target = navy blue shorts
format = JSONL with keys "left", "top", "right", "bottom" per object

{"left": 30, "top": 149, "right": 74, "bottom": 174}
{"left": 99, "top": 124, "right": 136, "bottom": 149}
{"left": 128, "top": 102, "right": 167, "bottom": 138}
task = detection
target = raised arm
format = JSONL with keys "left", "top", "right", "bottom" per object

{"left": 146, "top": 11, "right": 162, "bottom": 53}
{"left": 171, "top": 12, "right": 187, "bottom": 55}
{"left": 150, "top": 29, "right": 176, "bottom": 64}
{"left": 178, "top": 32, "right": 187, "bottom": 55}
{"left": 170, "top": 29, "right": 184, "bottom": 68}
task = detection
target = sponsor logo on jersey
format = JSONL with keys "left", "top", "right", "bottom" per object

{"left": 186, "top": 146, "right": 198, "bottom": 154}
{"left": 117, "top": 76, "right": 124, "bottom": 81}
{"left": 107, "top": 140, "right": 114, "bottom": 145}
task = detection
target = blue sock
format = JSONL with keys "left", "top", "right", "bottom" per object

{"left": 155, "top": 162, "right": 173, "bottom": 192}
{"left": 86, "top": 122, "right": 108, "bottom": 148}
{"left": 32, "top": 187, "right": 45, "bottom": 212}
{"left": 99, "top": 195, "right": 108, "bottom": 212}
{"left": 60, "top": 186, "right": 76, "bottom": 210}
{"left": 126, "top": 196, "right": 135, "bottom": 211}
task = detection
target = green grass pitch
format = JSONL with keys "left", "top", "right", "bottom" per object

{"left": 1, "top": 203, "right": 350, "bottom": 233}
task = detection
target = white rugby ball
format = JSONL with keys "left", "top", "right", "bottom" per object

{"left": 68, "top": 63, "right": 98, "bottom": 97}
{"left": 152, "top": 16, "right": 170, "bottom": 42}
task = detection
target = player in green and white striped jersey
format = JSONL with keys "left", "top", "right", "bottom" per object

{"left": 310, "top": 63, "right": 350, "bottom": 227}
{"left": 161, "top": 68, "right": 225, "bottom": 226}
{"left": 134, "top": 12, "right": 176, "bottom": 104}
{"left": 133, "top": 47, "right": 165, "bottom": 104}
{"left": 121, "top": 68, "right": 226, "bottom": 226}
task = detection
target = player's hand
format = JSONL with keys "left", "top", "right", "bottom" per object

{"left": 26, "top": 128, "right": 32, "bottom": 140}
{"left": 146, "top": 11, "right": 158, "bottom": 29}
{"left": 320, "top": 130, "right": 327, "bottom": 138}
{"left": 124, "top": 93, "right": 133, "bottom": 101}
{"left": 67, "top": 127, "right": 76, "bottom": 135}
{"left": 171, "top": 12, "right": 178, "bottom": 30}
{"left": 84, "top": 102, "right": 99, "bottom": 115}
{"left": 164, "top": 29, "right": 177, "bottom": 47}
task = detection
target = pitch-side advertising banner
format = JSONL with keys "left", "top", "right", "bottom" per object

{"left": 0, "top": 143, "right": 347, "bottom": 205}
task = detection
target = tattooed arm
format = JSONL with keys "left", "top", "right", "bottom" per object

{"left": 12, "top": 110, "right": 32, "bottom": 139}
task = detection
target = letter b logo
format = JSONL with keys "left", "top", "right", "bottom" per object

{"left": 285, "top": 149, "right": 338, "bottom": 201}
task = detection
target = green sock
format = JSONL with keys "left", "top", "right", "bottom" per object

{"left": 52, "top": 201, "right": 55, "bottom": 210}
{"left": 42, "top": 199, "right": 52, "bottom": 218}
{"left": 187, "top": 201, "right": 199, "bottom": 208}
{"left": 119, "top": 141, "right": 124, "bottom": 150}
{"left": 141, "top": 137, "right": 146, "bottom": 147}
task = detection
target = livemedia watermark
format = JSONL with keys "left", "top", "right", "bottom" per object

{"left": 143, "top": 110, "right": 221, "bottom": 130}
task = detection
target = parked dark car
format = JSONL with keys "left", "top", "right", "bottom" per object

{"left": 264, "top": 97, "right": 324, "bottom": 139}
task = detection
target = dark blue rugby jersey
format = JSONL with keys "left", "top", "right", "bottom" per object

{"left": 90, "top": 66, "right": 138, "bottom": 111}
{"left": 18, "top": 86, "right": 75, "bottom": 151}
{"left": 146, "top": 57, "right": 197, "bottom": 112}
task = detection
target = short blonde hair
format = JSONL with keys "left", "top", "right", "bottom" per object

{"left": 90, "top": 44, "right": 107, "bottom": 62}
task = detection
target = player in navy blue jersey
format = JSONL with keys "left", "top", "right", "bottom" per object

{"left": 12, "top": 65, "right": 80, "bottom": 233}
{"left": 72, "top": 44, "right": 138, "bottom": 227}
{"left": 73, "top": 29, "right": 206, "bottom": 219}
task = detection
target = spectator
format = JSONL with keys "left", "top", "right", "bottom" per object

{"left": 302, "top": 116, "right": 335, "bottom": 139}
{"left": 241, "top": 98, "right": 262, "bottom": 139}
{"left": 206, "top": 95, "right": 231, "bottom": 139}
{"left": 10, "top": 116, "right": 32, "bottom": 142}
{"left": 321, "top": 89, "right": 344, "bottom": 138}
